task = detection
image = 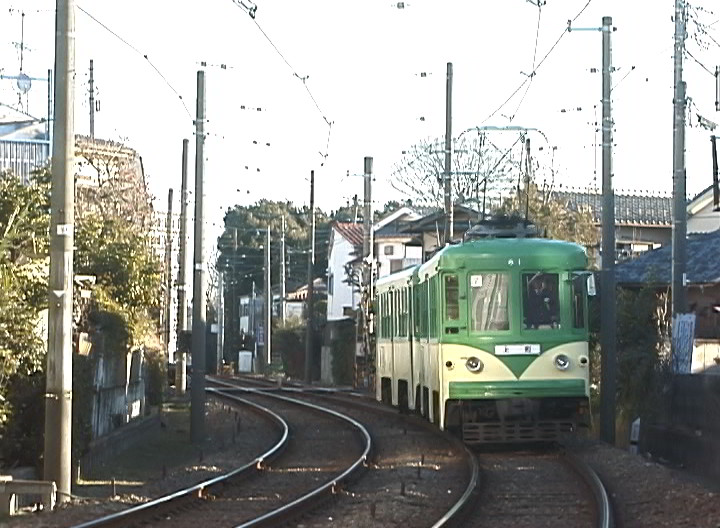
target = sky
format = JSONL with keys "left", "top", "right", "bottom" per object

{"left": 1, "top": 0, "right": 719, "bottom": 246}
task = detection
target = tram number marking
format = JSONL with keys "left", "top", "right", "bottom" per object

{"left": 495, "top": 344, "right": 541, "bottom": 356}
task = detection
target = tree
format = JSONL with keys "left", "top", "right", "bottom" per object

{"left": 391, "top": 133, "right": 520, "bottom": 210}
{"left": 0, "top": 168, "right": 50, "bottom": 466}
{"left": 497, "top": 181, "right": 599, "bottom": 249}
{"left": 74, "top": 213, "right": 163, "bottom": 342}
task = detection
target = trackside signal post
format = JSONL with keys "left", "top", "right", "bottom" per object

{"left": 44, "top": 0, "right": 75, "bottom": 502}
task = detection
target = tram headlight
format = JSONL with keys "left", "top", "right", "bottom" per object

{"left": 465, "top": 357, "right": 484, "bottom": 373}
{"left": 554, "top": 354, "right": 571, "bottom": 371}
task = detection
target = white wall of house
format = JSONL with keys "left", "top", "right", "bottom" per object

{"left": 376, "top": 240, "right": 422, "bottom": 278}
{"left": 688, "top": 199, "right": 720, "bottom": 233}
{"left": 327, "top": 235, "right": 360, "bottom": 321}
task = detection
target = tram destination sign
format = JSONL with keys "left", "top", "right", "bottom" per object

{"left": 495, "top": 344, "right": 541, "bottom": 355}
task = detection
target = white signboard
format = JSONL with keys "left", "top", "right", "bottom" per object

{"left": 470, "top": 275, "right": 484, "bottom": 288}
{"left": 495, "top": 344, "right": 541, "bottom": 356}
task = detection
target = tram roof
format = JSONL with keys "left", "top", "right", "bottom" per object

{"left": 420, "top": 238, "right": 588, "bottom": 274}
{"left": 376, "top": 265, "right": 416, "bottom": 289}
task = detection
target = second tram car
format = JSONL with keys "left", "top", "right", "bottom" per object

{"left": 375, "top": 224, "right": 594, "bottom": 443}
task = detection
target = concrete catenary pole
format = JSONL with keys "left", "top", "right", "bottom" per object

{"left": 304, "top": 171, "right": 316, "bottom": 383}
{"left": 176, "top": 139, "right": 189, "bottom": 394}
{"left": 216, "top": 271, "right": 224, "bottom": 374}
{"left": 165, "top": 189, "right": 174, "bottom": 362}
{"left": 712, "top": 135, "right": 719, "bottom": 211}
{"left": 44, "top": 0, "right": 75, "bottom": 502}
{"left": 281, "top": 215, "right": 286, "bottom": 324}
{"left": 443, "top": 62, "right": 453, "bottom": 242}
{"left": 671, "top": 0, "right": 688, "bottom": 319}
{"left": 264, "top": 226, "right": 272, "bottom": 370}
{"left": 88, "top": 59, "right": 94, "bottom": 138}
{"left": 360, "top": 157, "right": 373, "bottom": 388}
{"left": 599, "top": 15, "right": 617, "bottom": 445}
{"left": 190, "top": 70, "right": 207, "bottom": 444}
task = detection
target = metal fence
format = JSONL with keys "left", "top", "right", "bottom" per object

{"left": 90, "top": 380, "right": 146, "bottom": 439}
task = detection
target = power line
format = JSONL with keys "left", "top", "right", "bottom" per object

{"left": 686, "top": 48, "right": 716, "bottom": 76}
{"left": 76, "top": 5, "right": 192, "bottom": 119}
{"left": 481, "top": 0, "right": 594, "bottom": 124}
{"left": 510, "top": 2, "right": 543, "bottom": 121}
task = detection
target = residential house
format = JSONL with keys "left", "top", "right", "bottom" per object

{"left": 615, "top": 230, "right": 720, "bottom": 373}
{"left": 327, "top": 222, "right": 364, "bottom": 322}
{"left": 554, "top": 190, "right": 673, "bottom": 261}
{"left": 373, "top": 206, "right": 423, "bottom": 278}
{"left": 0, "top": 105, "right": 50, "bottom": 183}
{"left": 687, "top": 185, "right": 720, "bottom": 234}
{"left": 398, "top": 204, "right": 481, "bottom": 260}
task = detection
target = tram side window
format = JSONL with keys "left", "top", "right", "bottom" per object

{"left": 571, "top": 274, "right": 586, "bottom": 329}
{"left": 445, "top": 275, "right": 460, "bottom": 320}
{"left": 400, "top": 288, "right": 408, "bottom": 337}
{"left": 469, "top": 273, "right": 509, "bottom": 331}
{"left": 522, "top": 272, "right": 560, "bottom": 329}
{"left": 429, "top": 277, "right": 438, "bottom": 338}
{"left": 414, "top": 281, "right": 428, "bottom": 338}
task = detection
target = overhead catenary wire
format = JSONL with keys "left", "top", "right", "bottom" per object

{"left": 481, "top": 0, "right": 594, "bottom": 124}
{"left": 76, "top": 5, "right": 192, "bottom": 119}
{"left": 509, "top": 2, "right": 543, "bottom": 121}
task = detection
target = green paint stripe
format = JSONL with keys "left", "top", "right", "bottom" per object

{"left": 449, "top": 379, "right": 586, "bottom": 399}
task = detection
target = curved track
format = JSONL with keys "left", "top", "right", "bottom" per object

{"left": 467, "top": 448, "right": 613, "bottom": 528}
{"left": 214, "top": 375, "right": 480, "bottom": 527}
{"left": 70, "top": 384, "right": 371, "bottom": 528}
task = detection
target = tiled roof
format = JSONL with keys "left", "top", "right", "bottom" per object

{"left": 554, "top": 191, "right": 672, "bottom": 226}
{"left": 333, "top": 222, "right": 364, "bottom": 249}
{"left": 615, "top": 230, "right": 720, "bottom": 285}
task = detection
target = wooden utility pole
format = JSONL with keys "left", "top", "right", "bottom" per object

{"left": 357, "top": 157, "right": 374, "bottom": 389}
{"left": 44, "top": 0, "right": 75, "bottom": 502}
{"left": 304, "top": 171, "right": 316, "bottom": 383}
{"left": 281, "top": 215, "right": 286, "bottom": 324}
{"left": 176, "top": 139, "right": 189, "bottom": 394}
{"left": 264, "top": 226, "right": 272, "bottom": 371}
{"left": 164, "top": 188, "right": 174, "bottom": 362}
{"left": 190, "top": 70, "right": 207, "bottom": 444}
{"left": 88, "top": 59, "right": 95, "bottom": 138}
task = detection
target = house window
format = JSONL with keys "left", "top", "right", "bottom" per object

{"left": 328, "top": 274, "right": 334, "bottom": 295}
{"left": 384, "top": 245, "right": 395, "bottom": 256}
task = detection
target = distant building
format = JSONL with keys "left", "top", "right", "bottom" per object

{"left": 555, "top": 190, "right": 673, "bottom": 262}
{"left": 0, "top": 105, "right": 50, "bottom": 183}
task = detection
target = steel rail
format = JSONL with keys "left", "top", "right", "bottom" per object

{"left": 563, "top": 452, "right": 614, "bottom": 528}
{"left": 206, "top": 378, "right": 373, "bottom": 528}
{"left": 70, "top": 394, "right": 289, "bottom": 528}
{"left": 211, "top": 376, "right": 480, "bottom": 527}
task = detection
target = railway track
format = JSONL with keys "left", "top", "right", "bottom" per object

{"left": 69, "top": 374, "right": 610, "bottom": 527}
{"left": 467, "top": 448, "right": 613, "bottom": 528}
{"left": 69, "top": 384, "right": 371, "bottom": 528}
